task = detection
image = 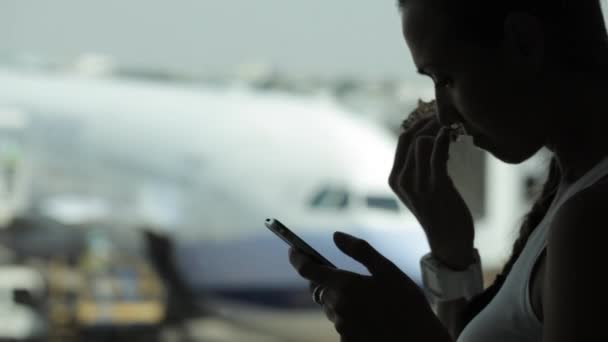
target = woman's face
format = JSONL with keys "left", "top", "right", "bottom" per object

{"left": 401, "top": 0, "right": 549, "bottom": 164}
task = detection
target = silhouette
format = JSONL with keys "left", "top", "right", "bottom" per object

{"left": 289, "top": 0, "right": 608, "bottom": 341}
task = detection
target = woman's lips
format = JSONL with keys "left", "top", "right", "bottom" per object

{"left": 449, "top": 125, "right": 486, "bottom": 150}
{"left": 446, "top": 121, "right": 489, "bottom": 150}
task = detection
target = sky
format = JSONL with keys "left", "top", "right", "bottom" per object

{"left": 2, "top": 1, "right": 607, "bottom": 81}
{"left": 0, "top": 0, "right": 417, "bottom": 80}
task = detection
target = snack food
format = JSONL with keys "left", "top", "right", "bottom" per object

{"left": 401, "top": 99, "right": 467, "bottom": 142}
{"left": 401, "top": 99, "right": 436, "bottom": 132}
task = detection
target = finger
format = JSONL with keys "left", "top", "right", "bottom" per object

{"left": 289, "top": 247, "right": 331, "bottom": 282}
{"left": 322, "top": 288, "right": 371, "bottom": 324}
{"left": 320, "top": 286, "right": 344, "bottom": 314}
{"left": 390, "top": 123, "right": 442, "bottom": 210}
{"left": 414, "top": 136, "right": 436, "bottom": 193}
{"left": 389, "top": 118, "right": 436, "bottom": 190}
{"left": 430, "top": 126, "right": 452, "bottom": 182}
{"left": 309, "top": 281, "right": 318, "bottom": 294}
{"left": 322, "top": 303, "right": 337, "bottom": 323}
{"left": 335, "top": 317, "right": 372, "bottom": 342}
{"left": 289, "top": 248, "right": 357, "bottom": 288}
{"left": 335, "top": 316, "right": 361, "bottom": 339}
{"left": 334, "top": 316, "right": 350, "bottom": 338}
{"left": 396, "top": 121, "right": 441, "bottom": 188}
{"left": 322, "top": 286, "right": 363, "bottom": 321}
{"left": 333, "top": 232, "right": 401, "bottom": 281}
{"left": 391, "top": 118, "right": 437, "bottom": 175}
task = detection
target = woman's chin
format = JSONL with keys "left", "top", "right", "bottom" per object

{"left": 471, "top": 135, "right": 483, "bottom": 149}
{"left": 472, "top": 134, "right": 492, "bottom": 153}
{"left": 479, "top": 137, "right": 537, "bottom": 164}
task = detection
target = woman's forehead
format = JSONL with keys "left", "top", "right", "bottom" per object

{"left": 401, "top": 1, "right": 459, "bottom": 67}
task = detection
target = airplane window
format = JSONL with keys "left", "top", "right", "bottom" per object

{"left": 366, "top": 195, "right": 400, "bottom": 212}
{"left": 309, "top": 187, "right": 350, "bottom": 210}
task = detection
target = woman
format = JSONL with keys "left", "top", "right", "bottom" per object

{"left": 289, "top": 0, "right": 608, "bottom": 341}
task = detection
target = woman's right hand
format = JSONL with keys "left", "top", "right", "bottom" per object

{"left": 289, "top": 233, "right": 454, "bottom": 342}
{"left": 388, "top": 116, "right": 476, "bottom": 269}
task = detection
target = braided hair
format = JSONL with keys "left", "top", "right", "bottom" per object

{"left": 462, "top": 156, "right": 560, "bottom": 323}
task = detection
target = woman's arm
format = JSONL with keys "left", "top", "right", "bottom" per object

{"left": 543, "top": 187, "right": 606, "bottom": 342}
{"left": 429, "top": 251, "right": 483, "bottom": 340}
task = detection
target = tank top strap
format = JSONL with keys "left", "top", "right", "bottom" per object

{"left": 541, "top": 155, "right": 608, "bottom": 245}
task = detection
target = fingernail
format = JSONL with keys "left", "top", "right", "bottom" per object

{"left": 439, "top": 127, "right": 455, "bottom": 142}
{"left": 333, "top": 231, "right": 352, "bottom": 243}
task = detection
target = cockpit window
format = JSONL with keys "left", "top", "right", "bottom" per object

{"left": 309, "top": 186, "right": 350, "bottom": 210}
{"left": 366, "top": 195, "right": 400, "bottom": 212}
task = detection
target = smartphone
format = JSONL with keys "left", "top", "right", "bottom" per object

{"left": 265, "top": 218, "right": 336, "bottom": 268}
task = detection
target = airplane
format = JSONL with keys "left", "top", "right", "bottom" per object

{"left": 0, "top": 64, "right": 434, "bottom": 340}
{"left": 0, "top": 63, "right": 551, "bottom": 341}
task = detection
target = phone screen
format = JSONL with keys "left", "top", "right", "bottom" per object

{"left": 265, "top": 218, "right": 336, "bottom": 268}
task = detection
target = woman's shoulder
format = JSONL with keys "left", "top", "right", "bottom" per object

{"left": 549, "top": 173, "right": 608, "bottom": 244}
{"left": 542, "top": 174, "right": 608, "bottom": 342}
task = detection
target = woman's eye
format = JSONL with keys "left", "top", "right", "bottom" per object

{"left": 434, "top": 76, "right": 453, "bottom": 89}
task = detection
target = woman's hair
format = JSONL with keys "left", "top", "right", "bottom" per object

{"left": 462, "top": 156, "right": 560, "bottom": 324}
{"left": 399, "top": 0, "right": 608, "bottom": 70}
{"left": 399, "top": 0, "right": 608, "bottom": 323}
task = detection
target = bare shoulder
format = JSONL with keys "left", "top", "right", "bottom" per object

{"left": 546, "top": 175, "right": 608, "bottom": 278}
{"left": 542, "top": 176, "right": 608, "bottom": 341}
{"left": 550, "top": 176, "right": 608, "bottom": 243}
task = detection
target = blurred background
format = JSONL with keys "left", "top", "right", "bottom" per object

{"left": 0, "top": 1, "right": 594, "bottom": 341}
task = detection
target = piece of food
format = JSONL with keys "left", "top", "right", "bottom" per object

{"left": 401, "top": 99, "right": 436, "bottom": 131}
{"left": 402, "top": 99, "right": 467, "bottom": 142}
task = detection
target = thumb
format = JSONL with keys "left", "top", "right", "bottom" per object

{"left": 334, "top": 232, "right": 401, "bottom": 280}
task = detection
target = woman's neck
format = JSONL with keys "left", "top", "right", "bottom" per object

{"left": 547, "top": 74, "right": 608, "bottom": 188}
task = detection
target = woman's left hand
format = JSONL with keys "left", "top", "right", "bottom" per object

{"left": 289, "top": 232, "right": 452, "bottom": 342}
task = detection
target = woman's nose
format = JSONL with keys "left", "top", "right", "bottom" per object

{"left": 434, "top": 94, "right": 461, "bottom": 127}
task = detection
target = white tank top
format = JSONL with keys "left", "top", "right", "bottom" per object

{"left": 458, "top": 155, "right": 608, "bottom": 342}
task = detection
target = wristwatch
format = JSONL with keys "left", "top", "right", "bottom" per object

{"left": 420, "top": 249, "right": 484, "bottom": 303}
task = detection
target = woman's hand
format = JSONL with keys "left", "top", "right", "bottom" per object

{"left": 289, "top": 232, "right": 453, "bottom": 342}
{"left": 389, "top": 116, "right": 475, "bottom": 268}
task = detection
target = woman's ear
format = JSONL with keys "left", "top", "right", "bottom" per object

{"left": 503, "top": 12, "right": 545, "bottom": 72}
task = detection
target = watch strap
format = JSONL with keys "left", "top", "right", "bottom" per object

{"left": 420, "top": 249, "right": 484, "bottom": 303}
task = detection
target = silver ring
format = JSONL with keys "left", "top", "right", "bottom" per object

{"left": 312, "top": 285, "right": 326, "bottom": 305}
{"left": 318, "top": 287, "right": 327, "bottom": 304}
